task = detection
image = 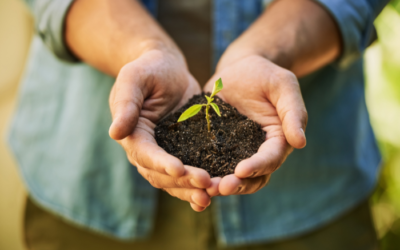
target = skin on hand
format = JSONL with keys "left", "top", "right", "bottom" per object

{"left": 66, "top": 0, "right": 217, "bottom": 211}
{"left": 65, "top": 0, "right": 339, "bottom": 208}
{"left": 202, "top": 0, "right": 340, "bottom": 196}
{"left": 204, "top": 55, "right": 307, "bottom": 196}
{"left": 108, "top": 49, "right": 220, "bottom": 211}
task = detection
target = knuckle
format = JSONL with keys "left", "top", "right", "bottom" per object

{"left": 285, "top": 70, "right": 297, "bottom": 82}
{"left": 112, "top": 99, "right": 129, "bottom": 108}
{"left": 173, "top": 177, "right": 190, "bottom": 188}
{"left": 118, "top": 62, "right": 142, "bottom": 80}
{"left": 274, "top": 69, "right": 296, "bottom": 84}
{"left": 271, "top": 70, "right": 299, "bottom": 94}
{"left": 173, "top": 178, "right": 182, "bottom": 188}
{"left": 112, "top": 100, "right": 139, "bottom": 115}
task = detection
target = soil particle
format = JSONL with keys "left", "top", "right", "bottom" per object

{"left": 155, "top": 94, "right": 266, "bottom": 177}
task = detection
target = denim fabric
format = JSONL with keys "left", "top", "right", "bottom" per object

{"left": 316, "top": 0, "right": 387, "bottom": 67}
{"left": 8, "top": 0, "right": 387, "bottom": 246}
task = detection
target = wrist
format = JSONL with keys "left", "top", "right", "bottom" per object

{"left": 133, "top": 39, "right": 182, "bottom": 60}
{"left": 216, "top": 36, "right": 296, "bottom": 73}
{"left": 121, "top": 39, "right": 185, "bottom": 70}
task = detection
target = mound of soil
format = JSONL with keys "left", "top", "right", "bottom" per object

{"left": 155, "top": 94, "right": 266, "bottom": 177}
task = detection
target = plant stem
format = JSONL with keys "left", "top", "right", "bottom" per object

{"left": 205, "top": 105, "right": 211, "bottom": 132}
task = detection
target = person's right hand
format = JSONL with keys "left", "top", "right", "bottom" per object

{"left": 108, "top": 48, "right": 219, "bottom": 211}
{"left": 203, "top": 54, "right": 308, "bottom": 197}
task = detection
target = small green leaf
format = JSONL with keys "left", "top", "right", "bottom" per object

{"left": 211, "top": 78, "right": 223, "bottom": 97}
{"left": 177, "top": 104, "right": 203, "bottom": 122}
{"left": 205, "top": 95, "right": 213, "bottom": 103}
{"left": 210, "top": 103, "right": 221, "bottom": 116}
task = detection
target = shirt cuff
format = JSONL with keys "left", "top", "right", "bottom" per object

{"left": 314, "top": 0, "right": 377, "bottom": 68}
{"left": 31, "top": 0, "right": 78, "bottom": 63}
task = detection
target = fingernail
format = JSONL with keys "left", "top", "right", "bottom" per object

{"left": 300, "top": 128, "right": 305, "bottom": 136}
{"left": 190, "top": 179, "right": 202, "bottom": 188}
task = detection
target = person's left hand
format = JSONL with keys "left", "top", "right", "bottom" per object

{"left": 203, "top": 54, "right": 308, "bottom": 196}
{"left": 108, "top": 48, "right": 218, "bottom": 212}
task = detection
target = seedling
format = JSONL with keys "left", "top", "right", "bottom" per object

{"left": 177, "top": 78, "right": 223, "bottom": 132}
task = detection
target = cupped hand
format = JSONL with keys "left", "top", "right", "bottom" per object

{"left": 109, "top": 49, "right": 218, "bottom": 211}
{"left": 204, "top": 54, "right": 308, "bottom": 196}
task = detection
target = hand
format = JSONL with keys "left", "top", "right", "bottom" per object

{"left": 204, "top": 54, "right": 308, "bottom": 196}
{"left": 109, "top": 49, "right": 218, "bottom": 211}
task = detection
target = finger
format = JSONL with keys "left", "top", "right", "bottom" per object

{"left": 164, "top": 188, "right": 211, "bottom": 208}
{"left": 136, "top": 165, "right": 211, "bottom": 189}
{"left": 270, "top": 71, "right": 308, "bottom": 149}
{"left": 219, "top": 174, "right": 271, "bottom": 196}
{"left": 121, "top": 120, "right": 185, "bottom": 177}
{"left": 190, "top": 203, "right": 206, "bottom": 212}
{"left": 109, "top": 67, "right": 147, "bottom": 140}
{"left": 206, "top": 177, "right": 221, "bottom": 197}
{"left": 234, "top": 136, "right": 292, "bottom": 178}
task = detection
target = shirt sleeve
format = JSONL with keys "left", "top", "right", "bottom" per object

{"left": 314, "top": 0, "right": 389, "bottom": 68}
{"left": 24, "top": 0, "right": 79, "bottom": 63}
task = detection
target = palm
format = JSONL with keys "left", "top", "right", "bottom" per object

{"left": 109, "top": 49, "right": 211, "bottom": 184}
{"left": 204, "top": 55, "right": 305, "bottom": 195}
{"left": 110, "top": 50, "right": 200, "bottom": 129}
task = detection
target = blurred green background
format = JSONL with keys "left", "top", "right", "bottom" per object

{"left": 366, "top": 0, "right": 400, "bottom": 249}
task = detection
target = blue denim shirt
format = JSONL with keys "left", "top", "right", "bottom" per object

{"left": 9, "top": 0, "right": 387, "bottom": 246}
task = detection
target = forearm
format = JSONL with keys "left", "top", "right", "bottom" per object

{"left": 65, "top": 0, "right": 181, "bottom": 77}
{"left": 219, "top": 0, "right": 341, "bottom": 77}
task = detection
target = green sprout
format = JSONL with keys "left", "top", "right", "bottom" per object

{"left": 177, "top": 78, "right": 223, "bottom": 132}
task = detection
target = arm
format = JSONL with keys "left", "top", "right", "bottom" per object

{"left": 206, "top": 0, "right": 388, "bottom": 195}
{"left": 67, "top": 0, "right": 220, "bottom": 211}
{"left": 219, "top": 0, "right": 389, "bottom": 76}
{"left": 65, "top": 0, "right": 178, "bottom": 77}
{"left": 217, "top": 0, "right": 341, "bottom": 79}
{"left": 28, "top": 0, "right": 217, "bottom": 211}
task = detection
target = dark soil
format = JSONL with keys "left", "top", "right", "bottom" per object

{"left": 155, "top": 94, "right": 266, "bottom": 177}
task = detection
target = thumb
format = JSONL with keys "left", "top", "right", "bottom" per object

{"left": 273, "top": 73, "right": 308, "bottom": 149}
{"left": 109, "top": 71, "right": 146, "bottom": 140}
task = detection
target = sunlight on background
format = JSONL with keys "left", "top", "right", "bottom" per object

{"left": 366, "top": 1, "right": 400, "bottom": 249}
{"left": 0, "top": 0, "right": 31, "bottom": 249}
